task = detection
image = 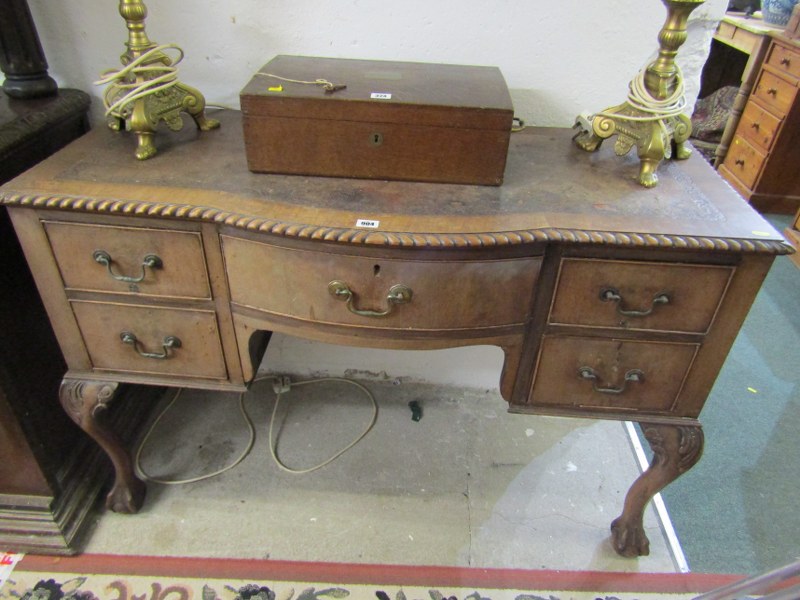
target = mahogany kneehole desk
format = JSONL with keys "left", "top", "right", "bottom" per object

{"left": 0, "top": 111, "right": 789, "bottom": 558}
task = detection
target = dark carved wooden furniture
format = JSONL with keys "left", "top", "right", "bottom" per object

{"left": 0, "top": 111, "right": 789, "bottom": 558}
{"left": 0, "top": 0, "right": 163, "bottom": 554}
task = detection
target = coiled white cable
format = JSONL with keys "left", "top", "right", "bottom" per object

{"left": 598, "top": 64, "right": 687, "bottom": 123}
{"left": 95, "top": 44, "right": 184, "bottom": 118}
{"left": 134, "top": 375, "right": 378, "bottom": 485}
{"left": 266, "top": 376, "right": 378, "bottom": 475}
{"left": 134, "top": 387, "right": 256, "bottom": 485}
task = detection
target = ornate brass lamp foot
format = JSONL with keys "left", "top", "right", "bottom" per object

{"left": 98, "top": 0, "right": 219, "bottom": 160}
{"left": 574, "top": 0, "right": 704, "bottom": 187}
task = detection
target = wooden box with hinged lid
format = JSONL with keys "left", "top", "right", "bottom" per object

{"left": 239, "top": 55, "right": 514, "bottom": 185}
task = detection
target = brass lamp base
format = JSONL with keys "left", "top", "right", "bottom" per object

{"left": 574, "top": 0, "right": 705, "bottom": 188}
{"left": 573, "top": 106, "right": 693, "bottom": 189}
{"left": 100, "top": 0, "right": 219, "bottom": 160}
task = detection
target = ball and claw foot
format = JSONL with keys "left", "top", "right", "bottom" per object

{"left": 610, "top": 423, "right": 704, "bottom": 558}
{"left": 59, "top": 378, "right": 148, "bottom": 515}
{"left": 611, "top": 515, "right": 651, "bottom": 557}
{"left": 107, "top": 478, "right": 147, "bottom": 514}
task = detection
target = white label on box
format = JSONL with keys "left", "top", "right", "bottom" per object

{"left": 370, "top": 92, "right": 392, "bottom": 100}
{"left": 356, "top": 219, "right": 380, "bottom": 228}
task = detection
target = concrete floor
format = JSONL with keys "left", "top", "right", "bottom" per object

{"left": 83, "top": 375, "right": 682, "bottom": 572}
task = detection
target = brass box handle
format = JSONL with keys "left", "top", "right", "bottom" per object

{"left": 328, "top": 280, "right": 412, "bottom": 318}
{"left": 94, "top": 250, "right": 162, "bottom": 283}
{"left": 600, "top": 288, "right": 670, "bottom": 317}
{"left": 578, "top": 366, "right": 644, "bottom": 395}
{"left": 120, "top": 331, "right": 181, "bottom": 359}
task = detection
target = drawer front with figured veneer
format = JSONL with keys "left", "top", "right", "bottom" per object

{"left": 44, "top": 222, "right": 211, "bottom": 299}
{"left": 530, "top": 336, "right": 700, "bottom": 413}
{"left": 549, "top": 259, "right": 733, "bottom": 334}
{"left": 222, "top": 236, "right": 541, "bottom": 331}
{"left": 70, "top": 301, "right": 227, "bottom": 379}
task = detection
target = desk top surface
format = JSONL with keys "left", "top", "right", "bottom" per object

{"left": 720, "top": 12, "right": 785, "bottom": 36}
{"left": 0, "top": 110, "right": 788, "bottom": 254}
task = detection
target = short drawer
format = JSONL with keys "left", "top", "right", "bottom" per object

{"left": 765, "top": 42, "right": 800, "bottom": 81}
{"left": 529, "top": 336, "right": 699, "bottom": 413}
{"left": 222, "top": 236, "right": 541, "bottom": 330}
{"left": 548, "top": 258, "right": 733, "bottom": 334}
{"left": 753, "top": 69, "right": 798, "bottom": 116}
{"left": 738, "top": 100, "right": 782, "bottom": 152}
{"left": 725, "top": 135, "right": 767, "bottom": 189}
{"left": 70, "top": 301, "right": 227, "bottom": 379}
{"left": 44, "top": 221, "right": 211, "bottom": 299}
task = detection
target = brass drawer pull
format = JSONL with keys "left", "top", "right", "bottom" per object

{"left": 578, "top": 366, "right": 644, "bottom": 395}
{"left": 328, "top": 280, "right": 412, "bottom": 318}
{"left": 751, "top": 122, "right": 760, "bottom": 130}
{"left": 120, "top": 331, "right": 181, "bottom": 359}
{"left": 94, "top": 250, "right": 162, "bottom": 283}
{"left": 735, "top": 158, "right": 745, "bottom": 166}
{"left": 600, "top": 288, "right": 670, "bottom": 317}
{"left": 767, "top": 87, "right": 778, "bottom": 96}
{"left": 780, "top": 57, "right": 791, "bottom": 67}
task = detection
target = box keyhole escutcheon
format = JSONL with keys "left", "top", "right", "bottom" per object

{"left": 370, "top": 132, "right": 383, "bottom": 147}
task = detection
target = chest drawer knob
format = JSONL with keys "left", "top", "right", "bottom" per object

{"left": 120, "top": 331, "right": 182, "bottom": 359}
{"left": 93, "top": 250, "right": 163, "bottom": 283}
{"left": 328, "top": 280, "right": 413, "bottom": 318}
{"left": 578, "top": 366, "right": 645, "bottom": 395}
{"left": 600, "top": 288, "right": 670, "bottom": 317}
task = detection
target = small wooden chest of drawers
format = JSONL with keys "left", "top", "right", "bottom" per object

{"left": 720, "top": 35, "right": 800, "bottom": 213}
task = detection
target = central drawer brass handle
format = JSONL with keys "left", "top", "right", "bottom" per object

{"left": 120, "top": 331, "right": 181, "bottom": 359}
{"left": 767, "top": 87, "right": 778, "bottom": 96}
{"left": 600, "top": 288, "right": 670, "bottom": 317}
{"left": 328, "top": 280, "right": 413, "bottom": 318}
{"left": 94, "top": 250, "right": 162, "bottom": 283}
{"left": 578, "top": 366, "right": 645, "bottom": 395}
{"left": 750, "top": 122, "right": 760, "bottom": 130}
{"left": 780, "top": 57, "right": 791, "bottom": 67}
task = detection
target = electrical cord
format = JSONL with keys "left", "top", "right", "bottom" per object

{"left": 133, "top": 387, "right": 256, "bottom": 485}
{"left": 597, "top": 64, "right": 688, "bottom": 123}
{"left": 134, "top": 375, "right": 378, "bottom": 484}
{"left": 266, "top": 376, "right": 378, "bottom": 474}
{"left": 95, "top": 44, "right": 185, "bottom": 118}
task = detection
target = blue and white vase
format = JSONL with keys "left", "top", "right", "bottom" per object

{"left": 762, "top": 0, "right": 799, "bottom": 25}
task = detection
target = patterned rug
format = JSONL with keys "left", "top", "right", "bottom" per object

{"left": 1, "top": 553, "right": 743, "bottom": 600}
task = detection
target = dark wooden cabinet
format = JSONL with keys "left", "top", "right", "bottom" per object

{"left": 0, "top": 89, "right": 162, "bottom": 554}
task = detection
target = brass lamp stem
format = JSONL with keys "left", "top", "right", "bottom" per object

{"left": 574, "top": 0, "right": 705, "bottom": 188}
{"left": 645, "top": 0, "right": 705, "bottom": 100}
{"left": 119, "top": 0, "right": 156, "bottom": 60}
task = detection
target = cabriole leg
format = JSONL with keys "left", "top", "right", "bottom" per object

{"left": 58, "top": 378, "right": 146, "bottom": 513}
{"left": 611, "top": 422, "right": 704, "bottom": 557}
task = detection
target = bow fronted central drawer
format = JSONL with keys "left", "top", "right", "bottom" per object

{"left": 222, "top": 236, "right": 542, "bottom": 331}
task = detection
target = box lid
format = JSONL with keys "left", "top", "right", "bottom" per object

{"left": 239, "top": 55, "right": 513, "bottom": 130}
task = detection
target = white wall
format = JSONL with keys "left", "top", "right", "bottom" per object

{"left": 23, "top": 0, "right": 728, "bottom": 388}
{"left": 28, "top": 0, "right": 727, "bottom": 126}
